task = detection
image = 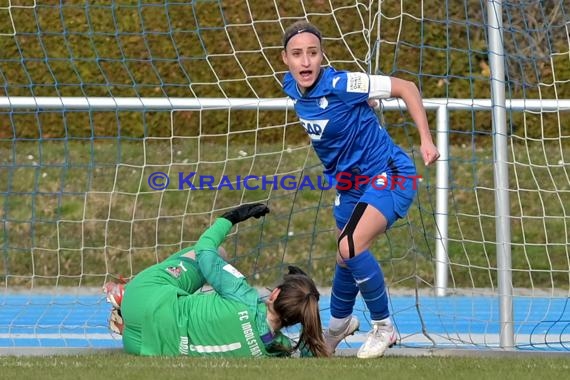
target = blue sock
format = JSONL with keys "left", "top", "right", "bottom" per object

{"left": 330, "top": 264, "right": 359, "bottom": 318}
{"left": 344, "top": 250, "right": 389, "bottom": 320}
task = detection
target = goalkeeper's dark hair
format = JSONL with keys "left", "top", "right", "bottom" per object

{"left": 273, "top": 273, "right": 331, "bottom": 357}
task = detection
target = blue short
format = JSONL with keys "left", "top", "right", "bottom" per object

{"left": 333, "top": 146, "right": 418, "bottom": 230}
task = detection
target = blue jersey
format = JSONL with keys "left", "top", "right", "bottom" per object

{"left": 283, "top": 67, "right": 395, "bottom": 180}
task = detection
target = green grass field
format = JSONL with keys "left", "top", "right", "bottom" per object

{"left": 1, "top": 352, "right": 568, "bottom": 380}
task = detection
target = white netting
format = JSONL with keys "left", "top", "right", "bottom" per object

{"left": 0, "top": 1, "right": 569, "bottom": 351}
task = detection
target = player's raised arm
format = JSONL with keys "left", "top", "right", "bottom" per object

{"left": 387, "top": 77, "right": 440, "bottom": 166}
{"left": 194, "top": 203, "right": 270, "bottom": 304}
{"left": 192, "top": 203, "right": 269, "bottom": 254}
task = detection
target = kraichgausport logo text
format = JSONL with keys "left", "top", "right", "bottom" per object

{"left": 147, "top": 172, "right": 421, "bottom": 191}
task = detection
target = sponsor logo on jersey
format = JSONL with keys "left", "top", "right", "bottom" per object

{"left": 179, "top": 336, "right": 189, "bottom": 355}
{"left": 223, "top": 263, "right": 244, "bottom": 278}
{"left": 375, "top": 172, "right": 387, "bottom": 187}
{"left": 346, "top": 72, "right": 369, "bottom": 93}
{"left": 332, "top": 76, "right": 340, "bottom": 88}
{"left": 299, "top": 117, "right": 329, "bottom": 140}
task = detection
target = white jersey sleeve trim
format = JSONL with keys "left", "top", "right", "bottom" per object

{"left": 369, "top": 75, "right": 392, "bottom": 99}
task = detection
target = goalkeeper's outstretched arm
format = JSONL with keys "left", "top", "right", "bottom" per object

{"left": 192, "top": 203, "right": 270, "bottom": 306}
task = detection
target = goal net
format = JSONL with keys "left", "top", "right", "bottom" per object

{"left": 1, "top": 1, "right": 569, "bottom": 352}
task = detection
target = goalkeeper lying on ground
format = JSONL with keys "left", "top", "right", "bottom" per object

{"left": 103, "top": 203, "right": 330, "bottom": 357}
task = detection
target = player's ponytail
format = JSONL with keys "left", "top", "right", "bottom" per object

{"left": 273, "top": 272, "right": 331, "bottom": 357}
{"left": 297, "top": 288, "right": 330, "bottom": 357}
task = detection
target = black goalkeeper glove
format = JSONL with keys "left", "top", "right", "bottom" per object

{"left": 221, "top": 203, "right": 270, "bottom": 225}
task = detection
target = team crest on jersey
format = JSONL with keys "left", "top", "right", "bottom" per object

{"left": 318, "top": 97, "right": 328, "bottom": 109}
{"left": 166, "top": 266, "right": 182, "bottom": 278}
{"left": 346, "top": 72, "right": 369, "bottom": 93}
{"left": 165, "top": 261, "right": 188, "bottom": 278}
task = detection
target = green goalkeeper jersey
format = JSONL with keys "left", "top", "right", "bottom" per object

{"left": 121, "top": 218, "right": 299, "bottom": 357}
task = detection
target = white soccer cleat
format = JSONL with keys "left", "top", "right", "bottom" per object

{"left": 356, "top": 320, "right": 397, "bottom": 359}
{"left": 324, "top": 315, "right": 360, "bottom": 354}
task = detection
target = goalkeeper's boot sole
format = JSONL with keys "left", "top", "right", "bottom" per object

{"left": 324, "top": 316, "right": 360, "bottom": 354}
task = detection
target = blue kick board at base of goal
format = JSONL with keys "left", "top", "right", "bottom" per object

{"left": 1, "top": 294, "right": 568, "bottom": 352}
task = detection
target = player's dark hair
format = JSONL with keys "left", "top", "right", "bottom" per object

{"left": 283, "top": 20, "right": 322, "bottom": 49}
{"left": 273, "top": 271, "right": 331, "bottom": 357}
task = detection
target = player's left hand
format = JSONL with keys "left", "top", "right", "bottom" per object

{"left": 367, "top": 99, "right": 380, "bottom": 109}
{"left": 421, "top": 142, "right": 440, "bottom": 166}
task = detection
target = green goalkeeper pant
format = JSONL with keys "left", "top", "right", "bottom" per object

{"left": 120, "top": 254, "right": 205, "bottom": 356}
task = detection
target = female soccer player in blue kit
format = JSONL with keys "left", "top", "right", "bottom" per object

{"left": 281, "top": 21, "right": 440, "bottom": 359}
